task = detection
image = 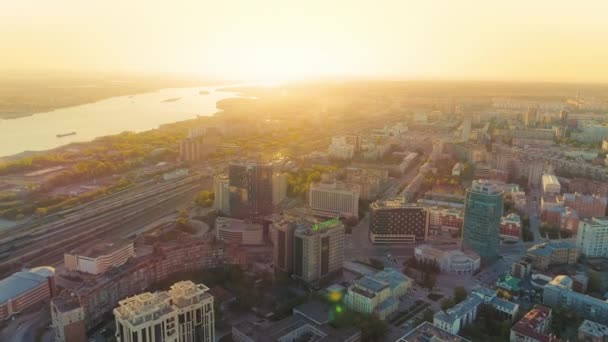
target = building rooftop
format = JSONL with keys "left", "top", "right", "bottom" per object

{"left": 356, "top": 276, "right": 389, "bottom": 294}
{"left": 233, "top": 309, "right": 361, "bottom": 342}
{"left": 511, "top": 305, "right": 554, "bottom": 342}
{"left": 370, "top": 197, "right": 423, "bottom": 210}
{"left": 434, "top": 295, "right": 483, "bottom": 324}
{"left": 579, "top": 319, "right": 608, "bottom": 338}
{"left": 548, "top": 275, "right": 573, "bottom": 289}
{"left": 67, "top": 240, "right": 132, "bottom": 258}
{"left": 215, "top": 217, "right": 263, "bottom": 232}
{"left": 470, "top": 179, "right": 505, "bottom": 196}
{"left": 0, "top": 266, "right": 55, "bottom": 304}
{"left": 292, "top": 301, "right": 331, "bottom": 325}
{"left": 396, "top": 321, "right": 471, "bottom": 342}
{"left": 527, "top": 241, "right": 577, "bottom": 257}
{"left": 310, "top": 180, "right": 361, "bottom": 193}
{"left": 542, "top": 174, "right": 560, "bottom": 186}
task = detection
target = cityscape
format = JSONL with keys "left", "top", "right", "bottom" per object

{"left": 2, "top": 1, "right": 608, "bottom": 342}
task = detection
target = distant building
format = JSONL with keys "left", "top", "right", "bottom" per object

{"left": 309, "top": 178, "right": 360, "bottom": 218}
{"left": 528, "top": 162, "right": 544, "bottom": 188}
{"left": 270, "top": 216, "right": 297, "bottom": 274}
{"left": 65, "top": 241, "right": 135, "bottom": 275}
{"left": 424, "top": 206, "right": 463, "bottom": 235}
{"left": 344, "top": 268, "right": 411, "bottom": 320}
{"left": 542, "top": 174, "right": 561, "bottom": 196}
{"left": 369, "top": 198, "right": 429, "bottom": 244}
{"left": 114, "top": 281, "right": 215, "bottom": 342}
{"left": 462, "top": 116, "right": 472, "bottom": 142}
{"left": 179, "top": 133, "right": 219, "bottom": 163}
{"left": 577, "top": 217, "right": 608, "bottom": 258}
{"left": 543, "top": 275, "right": 608, "bottom": 324}
{"left": 510, "top": 305, "right": 556, "bottom": 342}
{"left": 578, "top": 319, "right": 608, "bottom": 342}
{"left": 345, "top": 167, "right": 389, "bottom": 200}
{"left": 526, "top": 241, "right": 578, "bottom": 270}
{"left": 0, "top": 266, "right": 55, "bottom": 321}
{"left": 414, "top": 245, "right": 480, "bottom": 275}
{"left": 563, "top": 193, "right": 607, "bottom": 219}
{"left": 524, "top": 107, "right": 538, "bottom": 128}
{"left": 402, "top": 173, "right": 425, "bottom": 202}
{"left": 433, "top": 287, "right": 518, "bottom": 335}
{"left": 462, "top": 180, "right": 504, "bottom": 262}
{"left": 213, "top": 175, "right": 230, "bottom": 214}
{"left": 293, "top": 217, "right": 345, "bottom": 283}
{"left": 229, "top": 162, "right": 273, "bottom": 221}
{"left": 271, "top": 173, "right": 287, "bottom": 206}
{"left": 395, "top": 321, "right": 470, "bottom": 342}
{"left": 328, "top": 136, "right": 356, "bottom": 160}
{"left": 215, "top": 217, "right": 264, "bottom": 245}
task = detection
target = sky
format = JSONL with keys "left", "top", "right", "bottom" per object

{"left": 1, "top": 0, "right": 608, "bottom": 83}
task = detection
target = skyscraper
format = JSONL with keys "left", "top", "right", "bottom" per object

{"left": 213, "top": 174, "right": 230, "bottom": 214}
{"left": 228, "top": 162, "right": 273, "bottom": 221}
{"left": 523, "top": 107, "right": 538, "bottom": 128}
{"left": 462, "top": 180, "right": 504, "bottom": 262}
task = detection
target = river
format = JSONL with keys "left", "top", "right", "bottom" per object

{"left": 0, "top": 86, "right": 240, "bottom": 157}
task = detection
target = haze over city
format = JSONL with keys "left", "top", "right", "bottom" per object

{"left": 2, "top": 2, "right": 608, "bottom": 342}
{"left": 2, "top": 0, "right": 608, "bottom": 82}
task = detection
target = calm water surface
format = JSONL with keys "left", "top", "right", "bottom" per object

{"left": 0, "top": 86, "right": 239, "bottom": 157}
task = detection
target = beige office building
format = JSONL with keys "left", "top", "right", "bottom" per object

{"left": 294, "top": 218, "right": 345, "bottom": 283}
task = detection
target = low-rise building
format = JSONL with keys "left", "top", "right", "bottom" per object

{"left": 510, "top": 305, "right": 556, "bottom": 342}
{"left": 395, "top": 321, "right": 470, "bottom": 342}
{"left": 543, "top": 275, "right": 608, "bottom": 325}
{"left": 215, "top": 217, "right": 264, "bottom": 245}
{"left": 232, "top": 303, "right": 361, "bottom": 342}
{"left": 344, "top": 268, "right": 410, "bottom": 320}
{"left": 64, "top": 241, "right": 135, "bottom": 275}
{"left": 526, "top": 241, "right": 578, "bottom": 270}
{"left": 577, "top": 217, "right": 608, "bottom": 258}
{"left": 414, "top": 245, "right": 480, "bottom": 275}
{"left": 542, "top": 174, "right": 561, "bottom": 196}
{"left": 114, "top": 281, "right": 215, "bottom": 342}
{"left": 500, "top": 213, "right": 521, "bottom": 241}
{"left": 433, "top": 287, "right": 519, "bottom": 335}
{"left": 563, "top": 193, "right": 607, "bottom": 219}
{"left": 0, "top": 266, "right": 56, "bottom": 321}
{"left": 578, "top": 319, "right": 608, "bottom": 342}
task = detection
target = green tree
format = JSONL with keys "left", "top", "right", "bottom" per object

{"left": 453, "top": 287, "right": 467, "bottom": 304}
{"left": 440, "top": 298, "right": 455, "bottom": 311}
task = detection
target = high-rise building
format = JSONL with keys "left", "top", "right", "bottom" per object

{"left": 213, "top": 175, "right": 230, "bottom": 214}
{"left": 272, "top": 173, "right": 287, "bottom": 206}
{"left": 270, "top": 216, "right": 297, "bottom": 274}
{"left": 114, "top": 281, "right": 215, "bottom": 342}
{"left": 559, "top": 110, "right": 569, "bottom": 127}
{"left": 524, "top": 107, "right": 538, "bottom": 128}
{"left": 462, "top": 116, "right": 472, "bottom": 142}
{"left": 577, "top": 217, "right": 608, "bottom": 258}
{"left": 528, "top": 162, "right": 544, "bottom": 188}
{"left": 228, "top": 162, "right": 273, "bottom": 221}
{"left": 462, "top": 180, "right": 504, "bottom": 262}
{"left": 293, "top": 217, "right": 344, "bottom": 283}
{"left": 309, "top": 178, "right": 360, "bottom": 218}
{"left": 369, "top": 198, "right": 429, "bottom": 244}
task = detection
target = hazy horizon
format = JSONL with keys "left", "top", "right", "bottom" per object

{"left": 2, "top": 0, "right": 608, "bottom": 83}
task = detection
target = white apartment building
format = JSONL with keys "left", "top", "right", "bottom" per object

{"left": 293, "top": 218, "right": 344, "bottom": 283}
{"left": 309, "top": 181, "right": 360, "bottom": 218}
{"left": 64, "top": 241, "right": 135, "bottom": 275}
{"left": 213, "top": 175, "right": 230, "bottom": 214}
{"left": 272, "top": 173, "right": 287, "bottom": 206}
{"left": 114, "top": 281, "right": 214, "bottom": 342}
{"left": 542, "top": 174, "right": 561, "bottom": 195}
{"left": 577, "top": 217, "right": 608, "bottom": 258}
